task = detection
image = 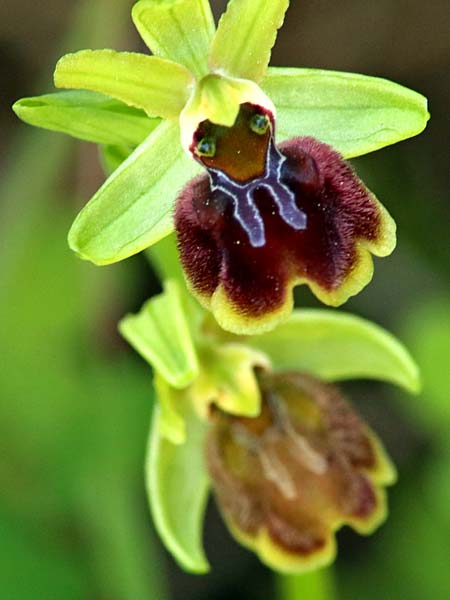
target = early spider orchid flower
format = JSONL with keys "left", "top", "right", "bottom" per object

{"left": 119, "top": 281, "right": 420, "bottom": 574}
{"left": 207, "top": 371, "right": 396, "bottom": 571}
{"left": 176, "top": 77, "right": 395, "bottom": 333}
{"left": 13, "top": 0, "right": 428, "bottom": 335}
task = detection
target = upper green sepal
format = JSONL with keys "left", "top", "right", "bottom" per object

{"left": 132, "top": 0, "right": 215, "bottom": 79}
{"left": 248, "top": 309, "right": 421, "bottom": 393}
{"left": 13, "top": 90, "right": 159, "bottom": 146}
{"left": 262, "top": 67, "right": 429, "bottom": 157}
{"left": 119, "top": 279, "right": 199, "bottom": 389}
{"left": 209, "top": 0, "right": 289, "bottom": 83}
{"left": 54, "top": 49, "right": 194, "bottom": 120}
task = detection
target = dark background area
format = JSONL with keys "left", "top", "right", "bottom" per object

{"left": 1, "top": 1, "right": 449, "bottom": 599}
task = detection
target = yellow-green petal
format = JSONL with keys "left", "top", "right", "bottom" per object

{"left": 261, "top": 67, "right": 429, "bottom": 158}
{"left": 132, "top": 0, "right": 215, "bottom": 79}
{"left": 119, "top": 280, "right": 199, "bottom": 389}
{"left": 54, "top": 49, "right": 194, "bottom": 120}
{"left": 68, "top": 120, "right": 202, "bottom": 265}
{"left": 191, "top": 343, "right": 270, "bottom": 419}
{"left": 209, "top": 0, "right": 289, "bottom": 83}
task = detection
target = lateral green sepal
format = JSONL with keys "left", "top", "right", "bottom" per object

{"left": 248, "top": 309, "right": 421, "bottom": 393}
{"left": 262, "top": 67, "right": 429, "bottom": 157}
{"left": 68, "top": 120, "right": 202, "bottom": 266}
{"left": 13, "top": 91, "right": 159, "bottom": 146}
{"left": 147, "top": 404, "right": 210, "bottom": 572}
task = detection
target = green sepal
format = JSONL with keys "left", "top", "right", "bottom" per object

{"left": 209, "top": 0, "right": 289, "bottom": 83}
{"left": 119, "top": 279, "right": 199, "bottom": 389}
{"left": 12, "top": 91, "right": 159, "bottom": 146}
{"left": 262, "top": 67, "right": 429, "bottom": 158}
{"left": 153, "top": 375, "right": 186, "bottom": 444}
{"left": 147, "top": 404, "right": 210, "bottom": 573}
{"left": 99, "top": 144, "right": 133, "bottom": 175}
{"left": 248, "top": 309, "right": 421, "bottom": 393}
{"left": 54, "top": 50, "right": 194, "bottom": 120}
{"left": 68, "top": 120, "right": 202, "bottom": 265}
{"left": 132, "top": 0, "right": 215, "bottom": 79}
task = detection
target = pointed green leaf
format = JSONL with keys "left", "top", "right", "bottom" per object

{"left": 119, "top": 280, "right": 199, "bottom": 389}
{"left": 261, "top": 67, "right": 429, "bottom": 157}
{"left": 54, "top": 50, "right": 194, "bottom": 119}
{"left": 12, "top": 91, "right": 159, "bottom": 146}
{"left": 132, "top": 0, "right": 215, "bottom": 79}
{"left": 249, "top": 309, "right": 421, "bottom": 393}
{"left": 147, "top": 405, "right": 210, "bottom": 573}
{"left": 402, "top": 299, "right": 450, "bottom": 432}
{"left": 209, "top": 0, "right": 289, "bottom": 83}
{"left": 68, "top": 119, "right": 202, "bottom": 265}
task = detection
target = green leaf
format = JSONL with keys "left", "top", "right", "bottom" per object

{"left": 261, "top": 67, "right": 429, "bottom": 158}
{"left": 54, "top": 50, "right": 194, "bottom": 119}
{"left": 119, "top": 280, "right": 199, "bottom": 389}
{"left": 209, "top": 0, "right": 289, "bottom": 83}
{"left": 132, "top": 0, "right": 215, "bottom": 79}
{"left": 68, "top": 119, "right": 202, "bottom": 265}
{"left": 402, "top": 299, "right": 450, "bottom": 434}
{"left": 249, "top": 309, "right": 421, "bottom": 393}
{"left": 147, "top": 404, "right": 210, "bottom": 573}
{"left": 12, "top": 91, "right": 159, "bottom": 146}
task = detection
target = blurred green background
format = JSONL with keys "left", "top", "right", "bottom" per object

{"left": 1, "top": 1, "right": 449, "bottom": 599}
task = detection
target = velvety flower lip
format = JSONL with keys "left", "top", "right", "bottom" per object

{"left": 175, "top": 107, "right": 396, "bottom": 334}
{"left": 206, "top": 371, "right": 396, "bottom": 573}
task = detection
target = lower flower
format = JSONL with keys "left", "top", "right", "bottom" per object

{"left": 206, "top": 371, "right": 396, "bottom": 573}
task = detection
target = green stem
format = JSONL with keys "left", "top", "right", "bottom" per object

{"left": 145, "top": 233, "right": 185, "bottom": 283}
{"left": 277, "top": 568, "right": 337, "bottom": 600}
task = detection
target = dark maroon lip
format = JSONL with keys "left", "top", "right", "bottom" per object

{"left": 206, "top": 371, "right": 385, "bottom": 558}
{"left": 175, "top": 134, "right": 386, "bottom": 323}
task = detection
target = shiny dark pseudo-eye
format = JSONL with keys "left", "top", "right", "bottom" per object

{"left": 175, "top": 103, "right": 396, "bottom": 334}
